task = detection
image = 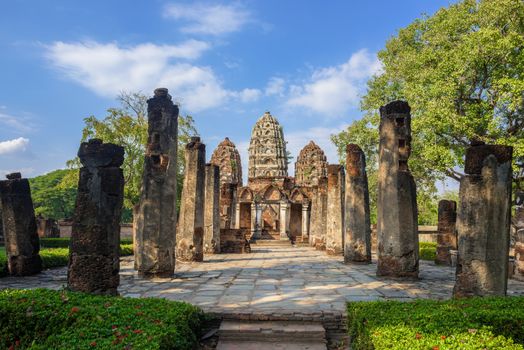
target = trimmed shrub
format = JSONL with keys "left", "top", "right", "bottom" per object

{"left": 0, "top": 289, "right": 204, "bottom": 349}
{"left": 347, "top": 297, "right": 524, "bottom": 350}
{"left": 40, "top": 238, "right": 133, "bottom": 248}
{"left": 419, "top": 242, "right": 437, "bottom": 261}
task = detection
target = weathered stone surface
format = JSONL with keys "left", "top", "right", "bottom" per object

{"left": 295, "top": 141, "right": 328, "bottom": 187}
{"left": 135, "top": 88, "right": 178, "bottom": 278}
{"left": 309, "top": 179, "right": 327, "bottom": 250}
{"left": 68, "top": 139, "right": 124, "bottom": 295}
{"left": 210, "top": 137, "right": 243, "bottom": 186}
{"left": 514, "top": 191, "right": 524, "bottom": 281}
{"left": 435, "top": 200, "right": 457, "bottom": 266}
{"left": 453, "top": 144, "right": 513, "bottom": 297}
{"left": 326, "top": 165, "right": 344, "bottom": 255}
{"left": 220, "top": 228, "right": 251, "bottom": 253}
{"left": 36, "top": 216, "right": 60, "bottom": 238}
{"left": 344, "top": 144, "right": 371, "bottom": 264}
{"left": 376, "top": 100, "right": 419, "bottom": 278}
{"left": 0, "top": 173, "right": 42, "bottom": 276}
{"left": 176, "top": 136, "right": 206, "bottom": 262}
{"left": 220, "top": 183, "right": 237, "bottom": 229}
{"left": 204, "top": 164, "right": 220, "bottom": 254}
{"left": 248, "top": 112, "right": 288, "bottom": 179}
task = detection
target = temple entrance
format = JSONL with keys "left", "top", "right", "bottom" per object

{"left": 262, "top": 204, "right": 280, "bottom": 239}
{"left": 289, "top": 203, "right": 302, "bottom": 240}
{"left": 239, "top": 203, "right": 251, "bottom": 229}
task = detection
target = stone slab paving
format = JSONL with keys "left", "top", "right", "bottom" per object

{"left": 1, "top": 246, "right": 523, "bottom": 315}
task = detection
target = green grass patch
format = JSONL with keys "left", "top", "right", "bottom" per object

{"left": 419, "top": 241, "right": 437, "bottom": 261}
{"left": 40, "top": 237, "right": 133, "bottom": 248}
{"left": 0, "top": 288, "right": 204, "bottom": 349}
{"left": 347, "top": 297, "right": 524, "bottom": 350}
{"left": 0, "top": 240, "right": 134, "bottom": 277}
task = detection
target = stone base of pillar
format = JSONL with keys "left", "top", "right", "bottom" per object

{"left": 435, "top": 246, "right": 452, "bottom": 266}
{"left": 377, "top": 254, "right": 419, "bottom": 279}
{"left": 7, "top": 255, "right": 43, "bottom": 277}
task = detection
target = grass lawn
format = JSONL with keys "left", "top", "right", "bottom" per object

{"left": 0, "top": 238, "right": 133, "bottom": 277}
{"left": 347, "top": 297, "right": 524, "bottom": 350}
{"left": 0, "top": 289, "right": 204, "bottom": 349}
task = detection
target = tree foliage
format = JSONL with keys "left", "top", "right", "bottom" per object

{"left": 333, "top": 0, "right": 524, "bottom": 223}
{"left": 29, "top": 169, "right": 76, "bottom": 220}
{"left": 63, "top": 91, "right": 198, "bottom": 220}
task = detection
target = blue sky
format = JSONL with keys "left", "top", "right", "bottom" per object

{"left": 0, "top": 0, "right": 457, "bottom": 180}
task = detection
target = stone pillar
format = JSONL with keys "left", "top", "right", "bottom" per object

{"left": 36, "top": 216, "right": 60, "bottom": 238}
{"left": 344, "top": 144, "right": 371, "bottom": 264}
{"left": 514, "top": 191, "right": 524, "bottom": 281}
{"left": 326, "top": 164, "right": 345, "bottom": 255}
{"left": 235, "top": 202, "right": 241, "bottom": 230}
{"left": 301, "top": 201, "right": 310, "bottom": 241}
{"left": 68, "top": 139, "right": 124, "bottom": 295}
{"left": 279, "top": 200, "right": 290, "bottom": 240}
{"left": 220, "top": 183, "right": 237, "bottom": 229}
{"left": 435, "top": 200, "right": 457, "bottom": 266}
{"left": 376, "top": 101, "right": 419, "bottom": 278}
{"left": 135, "top": 88, "right": 178, "bottom": 278}
{"left": 204, "top": 164, "right": 220, "bottom": 254}
{"left": 255, "top": 203, "right": 263, "bottom": 238}
{"left": 309, "top": 180, "right": 328, "bottom": 250}
{"left": 453, "top": 143, "right": 513, "bottom": 297}
{"left": 0, "top": 172, "right": 42, "bottom": 276}
{"left": 176, "top": 137, "right": 206, "bottom": 262}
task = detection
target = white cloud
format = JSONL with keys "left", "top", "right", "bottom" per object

{"left": 232, "top": 88, "right": 262, "bottom": 103}
{"left": 164, "top": 3, "right": 250, "bottom": 35}
{"left": 0, "top": 137, "right": 29, "bottom": 155}
{"left": 287, "top": 49, "right": 382, "bottom": 116}
{"left": 0, "top": 112, "right": 35, "bottom": 133}
{"left": 45, "top": 40, "right": 253, "bottom": 112}
{"left": 265, "top": 77, "right": 285, "bottom": 96}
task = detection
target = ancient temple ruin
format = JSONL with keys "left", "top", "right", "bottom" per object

{"left": 435, "top": 200, "right": 457, "bottom": 266}
{"left": 218, "top": 112, "right": 318, "bottom": 243}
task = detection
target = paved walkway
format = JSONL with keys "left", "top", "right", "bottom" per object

{"left": 2, "top": 246, "right": 523, "bottom": 315}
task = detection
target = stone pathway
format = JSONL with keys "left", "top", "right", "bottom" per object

{"left": 2, "top": 246, "right": 523, "bottom": 315}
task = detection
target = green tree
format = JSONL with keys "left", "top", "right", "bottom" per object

{"left": 63, "top": 91, "right": 197, "bottom": 221}
{"left": 333, "top": 0, "right": 524, "bottom": 223}
{"left": 30, "top": 169, "right": 76, "bottom": 220}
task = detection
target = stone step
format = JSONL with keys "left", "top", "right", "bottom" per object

{"left": 253, "top": 239, "right": 293, "bottom": 247}
{"left": 218, "top": 321, "right": 327, "bottom": 346}
{"left": 216, "top": 340, "right": 327, "bottom": 350}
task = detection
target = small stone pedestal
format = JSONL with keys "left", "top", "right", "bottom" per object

{"left": 67, "top": 139, "right": 124, "bottom": 295}
{"left": 435, "top": 200, "right": 457, "bottom": 266}
{"left": 0, "top": 172, "right": 42, "bottom": 276}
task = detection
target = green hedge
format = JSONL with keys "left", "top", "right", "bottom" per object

{"left": 347, "top": 297, "right": 524, "bottom": 350}
{"left": 419, "top": 242, "right": 437, "bottom": 261}
{"left": 1, "top": 243, "right": 134, "bottom": 277}
{"left": 0, "top": 289, "right": 204, "bottom": 349}
{"left": 40, "top": 237, "right": 133, "bottom": 248}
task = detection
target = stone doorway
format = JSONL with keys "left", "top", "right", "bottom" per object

{"left": 289, "top": 203, "right": 303, "bottom": 240}
{"left": 239, "top": 203, "right": 251, "bottom": 229}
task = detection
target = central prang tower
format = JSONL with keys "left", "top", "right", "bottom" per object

{"left": 248, "top": 111, "right": 288, "bottom": 180}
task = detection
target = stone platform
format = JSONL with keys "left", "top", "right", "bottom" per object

{"left": 2, "top": 246, "right": 524, "bottom": 311}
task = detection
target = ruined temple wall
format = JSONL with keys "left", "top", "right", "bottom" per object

{"left": 309, "top": 180, "right": 327, "bottom": 250}
{"left": 435, "top": 200, "right": 457, "bottom": 266}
